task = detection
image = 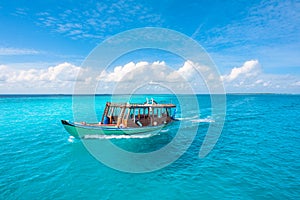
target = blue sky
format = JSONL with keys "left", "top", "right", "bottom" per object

{"left": 0, "top": 0, "right": 299, "bottom": 93}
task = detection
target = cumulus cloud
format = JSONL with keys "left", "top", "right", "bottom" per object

{"left": 167, "top": 60, "right": 198, "bottom": 82}
{"left": 221, "top": 59, "right": 300, "bottom": 93}
{"left": 97, "top": 61, "right": 195, "bottom": 93}
{"left": 98, "top": 60, "right": 211, "bottom": 83}
{"left": 95, "top": 60, "right": 223, "bottom": 94}
{"left": 1, "top": 60, "right": 216, "bottom": 94}
{"left": 98, "top": 61, "right": 168, "bottom": 82}
{"left": 0, "top": 62, "right": 82, "bottom": 93}
{"left": 2, "top": 59, "right": 299, "bottom": 94}
{"left": 221, "top": 60, "right": 261, "bottom": 82}
{"left": 1, "top": 62, "right": 81, "bottom": 83}
{"left": 292, "top": 81, "right": 300, "bottom": 86}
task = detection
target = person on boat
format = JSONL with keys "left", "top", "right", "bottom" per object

{"left": 135, "top": 117, "right": 143, "bottom": 127}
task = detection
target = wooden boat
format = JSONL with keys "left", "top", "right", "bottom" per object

{"left": 61, "top": 99, "right": 176, "bottom": 138}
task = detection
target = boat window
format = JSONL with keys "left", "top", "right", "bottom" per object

{"left": 132, "top": 108, "right": 141, "bottom": 119}
{"left": 149, "top": 107, "right": 153, "bottom": 117}
{"left": 140, "top": 108, "right": 143, "bottom": 118}
{"left": 166, "top": 108, "right": 171, "bottom": 116}
{"left": 161, "top": 108, "right": 166, "bottom": 116}
{"left": 108, "top": 107, "right": 114, "bottom": 116}
{"left": 124, "top": 108, "right": 130, "bottom": 120}
{"left": 135, "top": 109, "right": 139, "bottom": 116}
{"left": 130, "top": 108, "right": 134, "bottom": 119}
{"left": 153, "top": 108, "right": 158, "bottom": 117}
{"left": 114, "top": 107, "right": 121, "bottom": 116}
{"left": 158, "top": 108, "right": 162, "bottom": 118}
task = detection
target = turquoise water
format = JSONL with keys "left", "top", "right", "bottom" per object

{"left": 1, "top": 94, "right": 299, "bottom": 199}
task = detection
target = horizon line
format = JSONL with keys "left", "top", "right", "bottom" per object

{"left": 0, "top": 92, "right": 300, "bottom": 96}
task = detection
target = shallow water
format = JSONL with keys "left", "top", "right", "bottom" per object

{"left": 0, "top": 94, "right": 299, "bottom": 199}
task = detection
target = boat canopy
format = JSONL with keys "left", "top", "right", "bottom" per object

{"left": 101, "top": 101, "right": 176, "bottom": 127}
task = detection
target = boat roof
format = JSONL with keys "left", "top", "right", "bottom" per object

{"left": 107, "top": 102, "right": 176, "bottom": 108}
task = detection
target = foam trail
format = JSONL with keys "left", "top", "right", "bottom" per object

{"left": 176, "top": 115, "right": 198, "bottom": 121}
{"left": 83, "top": 133, "right": 157, "bottom": 140}
{"left": 68, "top": 136, "right": 75, "bottom": 143}
{"left": 190, "top": 118, "right": 215, "bottom": 123}
{"left": 160, "top": 129, "right": 169, "bottom": 133}
{"left": 176, "top": 115, "right": 215, "bottom": 123}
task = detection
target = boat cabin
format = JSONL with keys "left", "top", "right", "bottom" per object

{"left": 101, "top": 101, "right": 176, "bottom": 128}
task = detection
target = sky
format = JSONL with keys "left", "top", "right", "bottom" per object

{"left": 0, "top": 0, "right": 299, "bottom": 94}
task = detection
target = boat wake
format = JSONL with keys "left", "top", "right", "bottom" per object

{"left": 176, "top": 116, "right": 215, "bottom": 123}
{"left": 82, "top": 133, "right": 158, "bottom": 140}
{"left": 190, "top": 118, "right": 215, "bottom": 123}
{"left": 175, "top": 115, "right": 198, "bottom": 121}
{"left": 68, "top": 136, "right": 75, "bottom": 143}
{"left": 160, "top": 129, "right": 169, "bottom": 133}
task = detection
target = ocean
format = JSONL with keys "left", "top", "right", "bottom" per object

{"left": 0, "top": 94, "right": 299, "bottom": 199}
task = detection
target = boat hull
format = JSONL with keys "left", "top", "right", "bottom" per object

{"left": 61, "top": 120, "right": 166, "bottom": 138}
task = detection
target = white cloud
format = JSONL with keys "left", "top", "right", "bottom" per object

{"left": 292, "top": 81, "right": 300, "bottom": 86}
{"left": 2, "top": 62, "right": 80, "bottom": 83}
{"left": 1, "top": 60, "right": 299, "bottom": 94}
{"left": 97, "top": 61, "right": 163, "bottom": 82}
{"left": 221, "top": 60, "right": 261, "bottom": 82}
{"left": 167, "top": 60, "right": 196, "bottom": 81}
{"left": 194, "top": 1, "right": 300, "bottom": 73}
{"left": 221, "top": 59, "right": 300, "bottom": 93}
{"left": 0, "top": 48, "right": 39, "bottom": 55}
{"left": 35, "top": 1, "right": 162, "bottom": 41}
{"left": 199, "top": 1, "right": 300, "bottom": 47}
{"left": 2, "top": 60, "right": 208, "bottom": 94}
{"left": 98, "top": 60, "right": 209, "bottom": 83}
{"left": 96, "top": 60, "right": 221, "bottom": 94}
{"left": 0, "top": 62, "right": 82, "bottom": 93}
{"left": 255, "top": 79, "right": 263, "bottom": 84}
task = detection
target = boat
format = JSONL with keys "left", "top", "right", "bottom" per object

{"left": 61, "top": 98, "right": 176, "bottom": 138}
